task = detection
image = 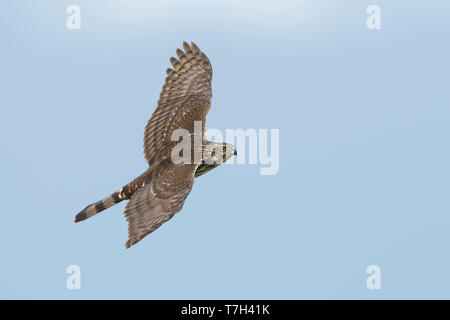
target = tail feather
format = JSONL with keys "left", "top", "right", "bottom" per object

{"left": 74, "top": 191, "right": 123, "bottom": 223}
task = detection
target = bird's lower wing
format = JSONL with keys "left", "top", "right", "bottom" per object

{"left": 123, "top": 164, "right": 197, "bottom": 248}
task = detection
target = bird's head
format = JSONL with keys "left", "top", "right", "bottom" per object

{"left": 203, "top": 142, "right": 237, "bottom": 165}
{"left": 222, "top": 143, "right": 238, "bottom": 163}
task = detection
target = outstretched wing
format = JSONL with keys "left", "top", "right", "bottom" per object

{"left": 143, "top": 41, "right": 213, "bottom": 167}
{"left": 123, "top": 164, "right": 197, "bottom": 248}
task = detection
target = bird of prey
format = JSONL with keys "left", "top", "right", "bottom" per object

{"left": 74, "top": 42, "right": 237, "bottom": 248}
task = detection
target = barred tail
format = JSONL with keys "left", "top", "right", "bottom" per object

{"left": 74, "top": 191, "right": 123, "bottom": 223}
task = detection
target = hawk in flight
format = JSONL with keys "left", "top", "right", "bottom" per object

{"left": 75, "top": 42, "right": 236, "bottom": 248}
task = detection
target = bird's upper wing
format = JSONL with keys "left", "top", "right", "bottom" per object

{"left": 143, "top": 41, "right": 213, "bottom": 166}
{"left": 123, "top": 164, "right": 197, "bottom": 248}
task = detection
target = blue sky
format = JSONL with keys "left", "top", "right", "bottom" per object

{"left": 0, "top": 0, "right": 449, "bottom": 299}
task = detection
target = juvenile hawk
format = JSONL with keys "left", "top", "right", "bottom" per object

{"left": 75, "top": 42, "right": 236, "bottom": 248}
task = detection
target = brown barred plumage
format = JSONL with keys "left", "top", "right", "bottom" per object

{"left": 74, "top": 42, "right": 236, "bottom": 248}
{"left": 74, "top": 170, "right": 150, "bottom": 222}
{"left": 74, "top": 191, "right": 122, "bottom": 222}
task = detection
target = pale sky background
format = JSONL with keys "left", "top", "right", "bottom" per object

{"left": 0, "top": 0, "right": 449, "bottom": 299}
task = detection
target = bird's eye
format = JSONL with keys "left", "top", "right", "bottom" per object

{"left": 222, "top": 146, "right": 226, "bottom": 152}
